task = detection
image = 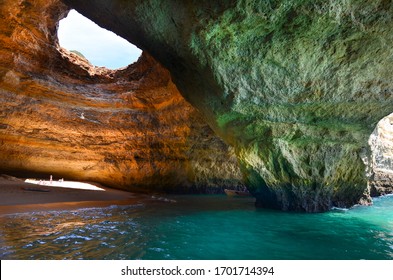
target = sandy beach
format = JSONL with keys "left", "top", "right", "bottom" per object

{"left": 0, "top": 174, "right": 140, "bottom": 215}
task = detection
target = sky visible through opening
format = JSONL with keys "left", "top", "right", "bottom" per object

{"left": 58, "top": 10, "right": 142, "bottom": 69}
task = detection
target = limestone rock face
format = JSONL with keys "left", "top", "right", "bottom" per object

{"left": 0, "top": 0, "right": 244, "bottom": 193}
{"left": 63, "top": 0, "right": 393, "bottom": 211}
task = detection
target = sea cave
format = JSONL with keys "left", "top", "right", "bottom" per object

{"left": 1, "top": 0, "right": 393, "bottom": 262}
{"left": 1, "top": 0, "right": 393, "bottom": 212}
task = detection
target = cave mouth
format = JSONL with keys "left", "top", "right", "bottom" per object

{"left": 57, "top": 9, "right": 142, "bottom": 70}
{"left": 369, "top": 113, "right": 393, "bottom": 173}
{"left": 368, "top": 112, "right": 393, "bottom": 196}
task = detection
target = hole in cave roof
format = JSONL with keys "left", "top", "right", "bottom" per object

{"left": 57, "top": 9, "right": 142, "bottom": 70}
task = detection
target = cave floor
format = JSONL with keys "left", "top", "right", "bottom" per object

{"left": 0, "top": 175, "right": 139, "bottom": 215}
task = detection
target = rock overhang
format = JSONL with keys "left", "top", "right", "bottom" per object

{"left": 60, "top": 0, "right": 393, "bottom": 211}
{"left": 0, "top": 0, "right": 245, "bottom": 194}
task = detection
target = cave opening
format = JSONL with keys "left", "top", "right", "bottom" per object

{"left": 57, "top": 9, "right": 142, "bottom": 69}
{"left": 368, "top": 112, "right": 393, "bottom": 196}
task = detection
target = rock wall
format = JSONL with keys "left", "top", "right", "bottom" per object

{"left": 0, "top": 0, "right": 245, "bottom": 193}
{"left": 62, "top": 0, "right": 393, "bottom": 211}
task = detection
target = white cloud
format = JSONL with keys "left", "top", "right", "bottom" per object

{"left": 57, "top": 10, "right": 142, "bottom": 69}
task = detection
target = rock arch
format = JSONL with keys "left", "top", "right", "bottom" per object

{"left": 0, "top": 0, "right": 244, "bottom": 193}
{"left": 61, "top": 0, "right": 393, "bottom": 211}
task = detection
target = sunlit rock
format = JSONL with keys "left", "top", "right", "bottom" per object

{"left": 0, "top": 0, "right": 244, "bottom": 193}
{"left": 369, "top": 114, "right": 393, "bottom": 196}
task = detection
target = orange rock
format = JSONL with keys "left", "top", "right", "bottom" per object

{"left": 0, "top": 0, "right": 244, "bottom": 193}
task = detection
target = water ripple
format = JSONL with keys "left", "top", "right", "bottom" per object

{"left": 0, "top": 196, "right": 392, "bottom": 259}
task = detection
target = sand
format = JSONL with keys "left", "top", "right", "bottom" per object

{"left": 0, "top": 174, "right": 141, "bottom": 215}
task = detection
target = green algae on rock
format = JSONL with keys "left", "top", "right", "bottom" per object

{"left": 62, "top": 0, "right": 393, "bottom": 211}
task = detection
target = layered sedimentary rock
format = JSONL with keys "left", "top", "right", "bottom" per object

{"left": 0, "top": 0, "right": 244, "bottom": 193}
{"left": 63, "top": 0, "right": 393, "bottom": 211}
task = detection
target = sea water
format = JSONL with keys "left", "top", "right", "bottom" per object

{"left": 0, "top": 194, "right": 392, "bottom": 260}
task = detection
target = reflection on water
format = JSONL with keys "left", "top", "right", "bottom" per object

{"left": 0, "top": 195, "right": 392, "bottom": 260}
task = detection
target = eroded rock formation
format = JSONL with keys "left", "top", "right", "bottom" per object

{"left": 62, "top": 0, "right": 393, "bottom": 211}
{"left": 0, "top": 0, "right": 244, "bottom": 193}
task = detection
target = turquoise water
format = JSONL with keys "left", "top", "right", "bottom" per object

{"left": 0, "top": 195, "right": 392, "bottom": 260}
